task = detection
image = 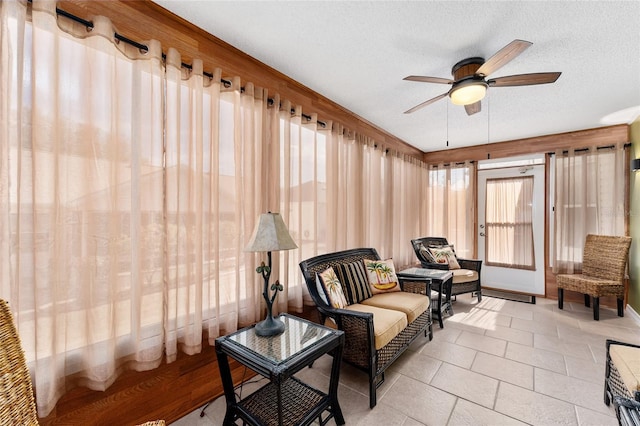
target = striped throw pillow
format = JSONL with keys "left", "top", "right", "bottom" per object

{"left": 334, "top": 260, "right": 372, "bottom": 304}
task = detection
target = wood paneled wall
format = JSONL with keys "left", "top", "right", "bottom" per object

{"left": 56, "top": 0, "right": 422, "bottom": 159}
{"left": 423, "top": 124, "right": 629, "bottom": 164}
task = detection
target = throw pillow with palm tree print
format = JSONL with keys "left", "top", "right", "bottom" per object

{"left": 427, "top": 245, "right": 461, "bottom": 269}
{"left": 363, "top": 259, "right": 401, "bottom": 294}
{"left": 318, "top": 268, "right": 348, "bottom": 309}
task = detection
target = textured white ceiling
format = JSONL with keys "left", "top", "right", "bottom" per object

{"left": 152, "top": 1, "right": 640, "bottom": 152}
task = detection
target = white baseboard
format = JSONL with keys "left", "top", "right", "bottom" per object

{"left": 626, "top": 304, "right": 640, "bottom": 326}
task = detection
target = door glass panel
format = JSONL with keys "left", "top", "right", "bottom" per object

{"left": 485, "top": 176, "right": 535, "bottom": 270}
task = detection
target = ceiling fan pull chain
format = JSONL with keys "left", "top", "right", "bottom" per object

{"left": 487, "top": 94, "right": 490, "bottom": 144}
{"left": 446, "top": 101, "right": 449, "bottom": 147}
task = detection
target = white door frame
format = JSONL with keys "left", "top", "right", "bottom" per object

{"left": 477, "top": 162, "right": 545, "bottom": 296}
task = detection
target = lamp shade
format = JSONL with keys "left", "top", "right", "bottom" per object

{"left": 449, "top": 80, "right": 487, "bottom": 106}
{"left": 245, "top": 213, "right": 298, "bottom": 252}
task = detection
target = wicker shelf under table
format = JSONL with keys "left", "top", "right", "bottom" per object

{"left": 237, "top": 376, "right": 336, "bottom": 426}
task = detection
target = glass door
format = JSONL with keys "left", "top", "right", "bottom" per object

{"left": 477, "top": 164, "right": 545, "bottom": 295}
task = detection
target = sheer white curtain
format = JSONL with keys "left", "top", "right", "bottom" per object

{"left": 1, "top": 1, "right": 164, "bottom": 415}
{"left": 553, "top": 145, "right": 628, "bottom": 273}
{"left": 326, "top": 129, "right": 367, "bottom": 249}
{"left": 425, "top": 162, "right": 476, "bottom": 258}
{"left": 485, "top": 176, "right": 535, "bottom": 269}
{"left": 363, "top": 139, "right": 393, "bottom": 256}
{"left": 325, "top": 131, "right": 393, "bottom": 252}
{"left": 0, "top": 0, "right": 462, "bottom": 416}
{"left": 276, "top": 103, "right": 326, "bottom": 311}
{"left": 0, "top": 0, "right": 279, "bottom": 414}
{"left": 218, "top": 78, "right": 271, "bottom": 329}
{"left": 324, "top": 130, "right": 431, "bottom": 266}
{"left": 388, "top": 154, "right": 430, "bottom": 264}
{"left": 164, "top": 49, "right": 230, "bottom": 358}
{"left": 274, "top": 107, "right": 434, "bottom": 304}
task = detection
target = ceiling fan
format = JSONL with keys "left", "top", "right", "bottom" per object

{"left": 403, "top": 39, "right": 561, "bottom": 116}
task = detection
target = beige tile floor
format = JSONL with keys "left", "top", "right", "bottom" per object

{"left": 170, "top": 294, "right": 640, "bottom": 425}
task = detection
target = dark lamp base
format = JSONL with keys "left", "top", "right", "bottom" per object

{"left": 254, "top": 315, "right": 285, "bottom": 337}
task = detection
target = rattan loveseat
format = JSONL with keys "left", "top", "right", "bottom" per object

{"left": 299, "top": 248, "right": 432, "bottom": 408}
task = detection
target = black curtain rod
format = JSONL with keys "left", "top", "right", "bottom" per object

{"left": 32, "top": 1, "right": 327, "bottom": 128}
{"left": 372, "top": 144, "right": 390, "bottom": 154}
{"left": 431, "top": 160, "right": 476, "bottom": 168}
{"left": 547, "top": 142, "right": 631, "bottom": 156}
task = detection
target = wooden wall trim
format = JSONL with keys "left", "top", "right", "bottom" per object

{"left": 423, "top": 124, "right": 630, "bottom": 164}
{"left": 56, "top": 0, "right": 422, "bottom": 158}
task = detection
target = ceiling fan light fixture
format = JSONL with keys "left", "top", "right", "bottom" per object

{"left": 449, "top": 80, "right": 487, "bottom": 105}
{"left": 403, "top": 40, "right": 560, "bottom": 116}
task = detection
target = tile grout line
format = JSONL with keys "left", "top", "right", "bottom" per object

{"left": 444, "top": 396, "right": 460, "bottom": 426}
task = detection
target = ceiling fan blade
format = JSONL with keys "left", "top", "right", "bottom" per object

{"left": 476, "top": 39, "right": 532, "bottom": 77}
{"left": 464, "top": 101, "right": 481, "bottom": 116}
{"left": 404, "top": 92, "right": 448, "bottom": 114}
{"left": 403, "top": 75, "right": 454, "bottom": 85}
{"left": 488, "top": 72, "right": 562, "bottom": 87}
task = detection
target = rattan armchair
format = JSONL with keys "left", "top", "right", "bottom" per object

{"left": 557, "top": 234, "right": 632, "bottom": 321}
{"left": 0, "top": 299, "right": 39, "bottom": 425}
{"left": 0, "top": 299, "right": 165, "bottom": 426}
{"left": 411, "top": 237, "right": 483, "bottom": 302}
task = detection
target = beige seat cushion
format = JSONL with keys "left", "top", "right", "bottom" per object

{"left": 346, "top": 304, "right": 408, "bottom": 350}
{"left": 323, "top": 317, "right": 338, "bottom": 329}
{"left": 360, "top": 292, "right": 430, "bottom": 324}
{"left": 610, "top": 344, "right": 640, "bottom": 394}
{"left": 452, "top": 269, "right": 478, "bottom": 284}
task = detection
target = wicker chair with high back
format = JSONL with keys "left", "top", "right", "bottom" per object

{"left": 557, "top": 234, "right": 632, "bottom": 321}
{"left": 411, "top": 237, "right": 483, "bottom": 303}
{"left": 0, "top": 299, "right": 165, "bottom": 426}
{"left": 0, "top": 299, "right": 39, "bottom": 425}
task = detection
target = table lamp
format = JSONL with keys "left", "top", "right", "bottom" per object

{"left": 245, "top": 212, "right": 297, "bottom": 336}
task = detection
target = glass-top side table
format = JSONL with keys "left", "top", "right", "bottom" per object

{"left": 215, "top": 313, "right": 345, "bottom": 426}
{"left": 397, "top": 267, "right": 453, "bottom": 329}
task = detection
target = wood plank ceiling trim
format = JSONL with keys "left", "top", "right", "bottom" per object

{"left": 423, "top": 124, "right": 630, "bottom": 164}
